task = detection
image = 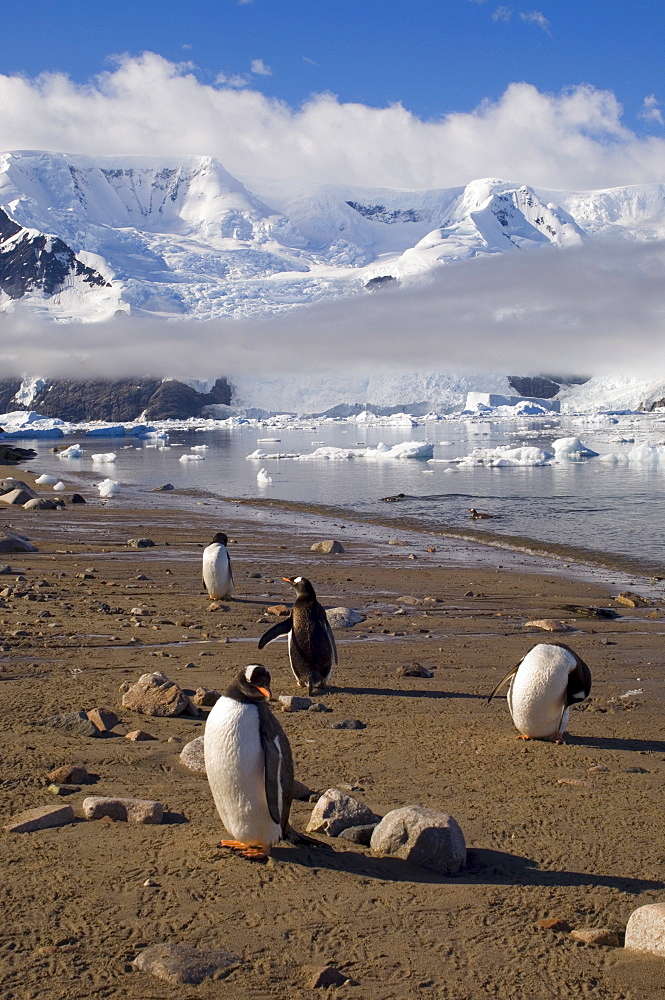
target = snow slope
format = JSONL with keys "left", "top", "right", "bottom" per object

{"left": 3, "top": 150, "right": 665, "bottom": 323}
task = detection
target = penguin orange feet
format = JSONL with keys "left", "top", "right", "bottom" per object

{"left": 220, "top": 839, "right": 270, "bottom": 861}
{"left": 518, "top": 734, "right": 532, "bottom": 741}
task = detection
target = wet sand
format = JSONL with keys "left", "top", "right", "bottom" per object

{"left": 1, "top": 467, "right": 664, "bottom": 999}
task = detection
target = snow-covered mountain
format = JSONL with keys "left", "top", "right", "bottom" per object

{"left": 3, "top": 150, "right": 665, "bottom": 322}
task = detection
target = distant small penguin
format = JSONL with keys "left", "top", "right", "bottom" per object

{"left": 487, "top": 642, "right": 591, "bottom": 743}
{"left": 258, "top": 576, "right": 338, "bottom": 695}
{"left": 204, "top": 664, "right": 316, "bottom": 859}
{"left": 202, "top": 531, "right": 234, "bottom": 600}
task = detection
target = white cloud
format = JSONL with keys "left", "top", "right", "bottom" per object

{"left": 492, "top": 6, "right": 513, "bottom": 21}
{"left": 1, "top": 240, "right": 664, "bottom": 381}
{"left": 302, "top": 56, "right": 319, "bottom": 67}
{"left": 640, "top": 94, "right": 664, "bottom": 127}
{"left": 519, "top": 10, "right": 552, "bottom": 33}
{"left": 250, "top": 58, "right": 272, "bottom": 77}
{"left": 0, "top": 53, "right": 664, "bottom": 191}
{"left": 215, "top": 70, "right": 250, "bottom": 88}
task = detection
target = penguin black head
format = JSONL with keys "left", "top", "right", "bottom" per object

{"left": 211, "top": 532, "right": 228, "bottom": 546}
{"left": 227, "top": 664, "right": 272, "bottom": 702}
{"left": 283, "top": 575, "right": 317, "bottom": 600}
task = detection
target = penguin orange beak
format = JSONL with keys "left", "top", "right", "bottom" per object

{"left": 282, "top": 576, "right": 294, "bottom": 585}
{"left": 256, "top": 685, "right": 271, "bottom": 700}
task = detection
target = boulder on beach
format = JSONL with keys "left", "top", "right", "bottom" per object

{"left": 310, "top": 539, "right": 344, "bottom": 554}
{"left": 121, "top": 672, "right": 192, "bottom": 717}
{"left": 370, "top": 806, "right": 466, "bottom": 874}
{"left": 307, "top": 788, "right": 380, "bottom": 837}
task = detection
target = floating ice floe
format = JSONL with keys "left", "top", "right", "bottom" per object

{"left": 179, "top": 453, "right": 205, "bottom": 462}
{"left": 257, "top": 468, "right": 273, "bottom": 484}
{"left": 91, "top": 452, "right": 116, "bottom": 463}
{"left": 97, "top": 478, "right": 121, "bottom": 497}
{"left": 364, "top": 441, "right": 434, "bottom": 461}
{"left": 551, "top": 437, "right": 599, "bottom": 461}
{"left": 35, "top": 474, "right": 59, "bottom": 485}
{"left": 0, "top": 410, "right": 65, "bottom": 438}
{"left": 52, "top": 481, "right": 66, "bottom": 491}
{"left": 191, "top": 444, "right": 208, "bottom": 451}
{"left": 437, "top": 445, "right": 554, "bottom": 468}
{"left": 57, "top": 444, "right": 83, "bottom": 458}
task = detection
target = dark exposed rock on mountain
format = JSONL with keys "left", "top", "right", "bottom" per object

{"left": 507, "top": 375, "right": 591, "bottom": 399}
{"left": 0, "top": 208, "right": 110, "bottom": 300}
{"left": 0, "top": 378, "right": 232, "bottom": 422}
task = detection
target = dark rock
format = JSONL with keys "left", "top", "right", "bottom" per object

{"left": 396, "top": 662, "right": 434, "bottom": 678}
{"left": 559, "top": 605, "right": 619, "bottom": 619}
{"left": 39, "top": 712, "right": 100, "bottom": 738}
{"left": 0, "top": 531, "right": 37, "bottom": 554}
{"left": 330, "top": 719, "right": 366, "bottom": 730}
{"left": 338, "top": 823, "right": 378, "bottom": 846}
{"left": 70, "top": 493, "right": 86, "bottom": 504}
{"left": 306, "top": 965, "right": 353, "bottom": 988}
{"left": 127, "top": 537, "right": 156, "bottom": 548}
{"left": 507, "top": 375, "right": 562, "bottom": 399}
{"left": 150, "top": 484, "right": 175, "bottom": 492}
{"left": 133, "top": 942, "right": 241, "bottom": 985}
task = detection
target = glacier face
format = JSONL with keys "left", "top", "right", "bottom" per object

{"left": 3, "top": 150, "right": 665, "bottom": 323}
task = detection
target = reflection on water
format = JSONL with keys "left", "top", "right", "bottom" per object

{"left": 28, "top": 416, "right": 665, "bottom": 574}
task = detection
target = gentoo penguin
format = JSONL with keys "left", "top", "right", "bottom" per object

{"left": 202, "top": 532, "right": 234, "bottom": 600}
{"left": 469, "top": 508, "right": 497, "bottom": 519}
{"left": 487, "top": 642, "right": 591, "bottom": 743}
{"left": 258, "top": 576, "right": 338, "bottom": 695}
{"left": 204, "top": 664, "right": 315, "bottom": 859}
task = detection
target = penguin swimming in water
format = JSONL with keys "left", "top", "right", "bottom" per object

{"left": 202, "top": 532, "right": 234, "bottom": 600}
{"left": 487, "top": 642, "right": 591, "bottom": 743}
{"left": 204, "top": 664, "right": 317, "bottom": 860}
{"left": 258, "top": 576, "right": 338, "bottom": 695}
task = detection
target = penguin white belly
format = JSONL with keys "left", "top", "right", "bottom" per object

{"left": 203, "top": 544, "right": 233, "bottom": 599}
{"left": 204, "top": 697, "right": 281, "bottom": 846}
{"left": 508, "top": 644, "right": 573, "bottom": 738}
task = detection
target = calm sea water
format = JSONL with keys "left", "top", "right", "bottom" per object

{"left": 26, "top": 414, "right": 665, "bottom": 576}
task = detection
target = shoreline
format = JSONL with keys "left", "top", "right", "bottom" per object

{"left": 0, "top": 468, "right": 664, "bottom": 999}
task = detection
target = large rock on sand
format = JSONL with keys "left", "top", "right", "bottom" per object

{"left": 370, "top": 806, "right": 466, "bottom": 874}
{"left": 625, "top": 903, "right": 665, "bottom": 956}
{"left": 122, "top": 672, "right": 191, "bottom": 717}
{"left": 307, "top": 788, "right": 379, "bottom": 837}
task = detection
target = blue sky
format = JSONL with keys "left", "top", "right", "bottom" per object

{"left": 4, "top": 0, "right": 664, "bottom": 132}
{"left": 0, "top": 1, "right": 662, "bottom": 193}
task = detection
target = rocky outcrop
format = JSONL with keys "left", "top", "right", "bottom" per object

{"left": 0, "top": 208, "right": 110, "bottom": 299}
{"left": 0, "top": 377, "right": 232, "bottom": 422}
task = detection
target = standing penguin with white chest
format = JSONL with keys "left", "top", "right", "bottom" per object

{"left": 204, "top": 664, "right": 316, "bottom": 860}
{"left": 258, "top": 576, "right": 338, "bottom": 695}
{"left": 202, "top": 532, "right": 234, "bottom": 600}
{"left": 487, "top": 642, "right": 591, "bottom": 743}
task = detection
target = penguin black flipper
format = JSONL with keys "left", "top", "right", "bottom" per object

{"left": 258, "top": 616, "right": 293, "bottom": 650}
{"left": 558, "top": 644, "right": 592, "bottom": 706}
{"left": 257, "top": 701, "right": 294, "bottom": 828}
{"left": 486, "top": 662, "right": 521, "bottom": 704}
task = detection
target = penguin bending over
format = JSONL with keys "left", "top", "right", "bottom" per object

{"left": 202, "top": 532, "right": 234, "bottom": 600}
{"left": 487, "top": 642, "right": 591, "bottom": 743}
{"left": 258, "top": 576, "right": 337, "bottom": 695}
{"left": 204, "top": 664, "right": 318, "bottom": 860}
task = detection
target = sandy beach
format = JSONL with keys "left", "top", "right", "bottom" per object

{"left": 0, "top": 465, "right": 664, "bottom": 1000}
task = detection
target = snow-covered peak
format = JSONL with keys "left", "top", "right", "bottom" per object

{"left": 0, "top": 151, "right": 283, "bottom": 243}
